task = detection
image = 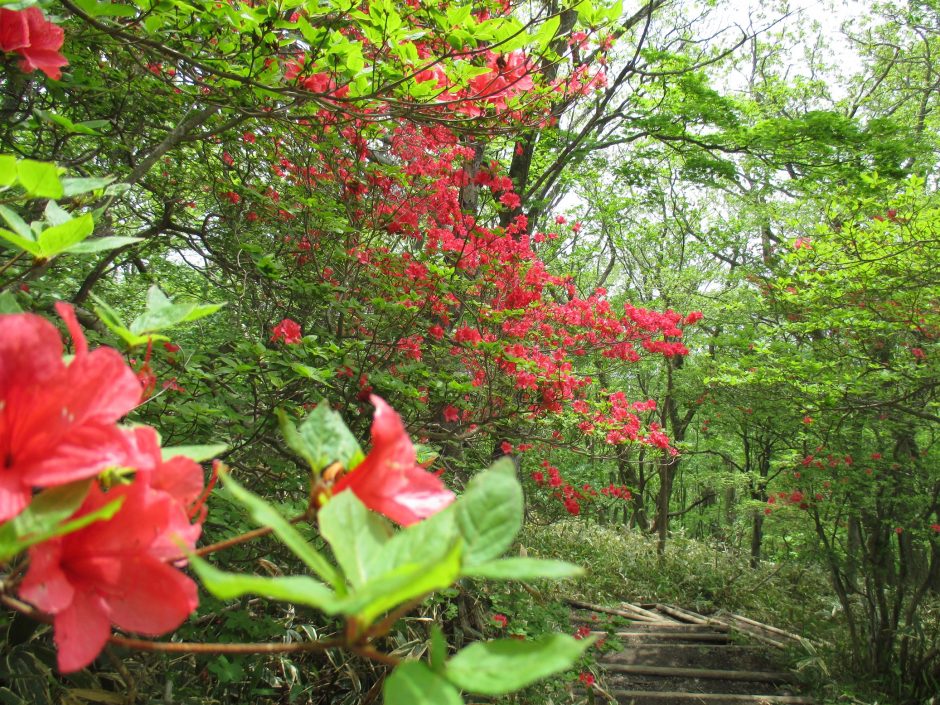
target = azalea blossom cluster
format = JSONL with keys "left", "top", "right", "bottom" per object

{"left": 268, "top": 0, "right": 603, "bottom": 121}
{"left": 196, "top": 20, "right": 694, "bottom": 466}
{"left": 531, "top": 460, "right": 632, "bottom": 517}
{"left": 1, "top": 305, "right": 207, "bottom": 672}
{"left": 0, "top": 6, "right": 68, "bottom": 79}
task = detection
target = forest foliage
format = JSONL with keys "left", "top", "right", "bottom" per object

{"left": 0, "top": 0, "right": 939, "bottom": 703}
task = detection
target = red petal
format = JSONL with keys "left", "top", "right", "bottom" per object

{"left": 0, "top": 9, "right": 29, "bottom": 52}
{"left": 19, "top": 539, "right": 74, "bottom": 614}
{"left": 53, "top": 591, "right": 111, "bottom": 672}
{"left": 106, "top": 555, "right": 198, "bottom": 634}
{"left": 22, "top": 421, "right": 135, "bottom": 486}
{"left": 0, "top": 313, "right": 63, "bottom": 397}
{"left": 334, "top": 396, "right": 454, "bottom": 525}
{"left": 17, "top": 46, "right": 68, "bottom": 80}
{"left": 63, "top": 347, "right": 142, "bottom": 424}
{"left": 66, "top": 482, "right": 170, "bottom": 558}
{"left": 0, "top": 468, "right": 31, "bottom": 523}
{"left": 55, "top": 302, "right": 87, "bottom": 356}
{"left": 21, "top": 7, "right": 63, "bottom": 52}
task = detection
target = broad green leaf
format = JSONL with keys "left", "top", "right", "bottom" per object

{"left": 161, "top": 443, "right": 228, "bottom": 462}
{"left": 67, "top": 236, "right": 143, "bottom": 254}
{"left": 530, "top": 14, "right": 559, "bottom": 50}
{"left": 430, "top": 624, "right": 447, "bottom": 673}
{"left": 0, "top": 228, "right": 42, "bottom": 257}
{"left": 0, "top": 155, "right": 17, "bottom": 186}
{"left": 318, "top": 491, "right": 390, "bottom": 588}
{"left": 221, "top": 474, "right": 345, "bottom": 591}
{"left": 286, "top": 402, "right": 364, "bottom": 474}
{"left": 333, "top": 540, "right": 461, "bottom": 625}
{"left": 276, "top": 409, "right": 315, "bottom": 470}
{"left": 129, "top": 285, "right": 223, "bottom": 334}
{"left": 461, "top": 557, "right": 583, "bottom": 581}
{"left": 455, "top": 459, "right": 522, "bottom": 565}
{"left": 61, "top": 176, "right": 115, "bottom": 197}
{"left": 445, "top": 634, "right": 593, "bottom": 695}
{"left": 16, "top": 159, "right": 62, "bottom": 199}
{"left": 43, "top": 200, "right": 71, "bottom": 226}
{"left": 0, "top": 291, "right": 22, "bottom": 313}
{"left": 33, "top": 109, "right": 105, "bottom": 135}
{"left": 384, "top": 661, "right": 463, "bottom": 705}
{"left": 0, "top": 482, "right": 124, "bottom": 562}
{"left": 37, "top": 214, "right": 94, "bottom": 257}
{"left": 8, "top": 481, "right": 91, "bottom": 535}
{"left": 375, "top": 505, "right": 458, "bottom": 576}
{"left": 91, "top": 294, "right": 162, "bottom": 347}
{"left": 0, "top": 205, "right": 34, "bottom": 239}
{"left": 189, "top": 555, "right": 338, "bottom": 611}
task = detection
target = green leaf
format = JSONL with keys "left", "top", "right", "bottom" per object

{"left": 0, "top": 228, "right": 42, "bottom": 257}
{"left": 461, "top": 557, "right": 583, "bottom": 581}
{"left": 16, "top": 159, "right": 62, "bottom": 199}
{"left": 43, "top": 200, "right": 71, "bottom": 226}
{"left": 445, "top": 634, "right": 593, "bottom": 695}
{"left": 285, "top": 402, "right": 364, "bottom": 474}
{"left": 455, "top": 458, "right": 522, "bottom": 565}
{"left": 0, "top": 291, "right": 22, "bottom": 313}
{"left": 37, "top": 213, "right": 94, "bottom": 258}
{"left": 60, "top": 176, "right": 115, "bottom": 197}
{"left": 189, "top": 554, "right": 338, "bottom": 611}
{"left": 384, "top": 661, "right": 463, "bottom": 705}
{"left": 67, "top": 236, "right": 143, "bottom": 254}
{"left": 221, "top": 474, "right": 345, "bottom": 591}
{"left": 375, "top": 505, "right": 458, "bottom": 575}
{"left": 333, "top": 540, "right": 462, "bottom": 625}
{"left": 161, "top": 443, "right": 228, "bottom": 462}
{"left": 91, "top": 294, "right": 162, "bottom": 347}
{"left": 318, "top": 491, "right": 390, "bottom": 588}
{"left": 0, "top": 205, "right": 34, "bottom": 239}
{"left": 530, "top": 14, "right": 559, "bottom": 50}
{"left": 34, "top": 109, "right": 105, "bottom": 136}
{"left": 0, "top": 155, "right": 17, "bottom": 186}
{"left": 430, "top": 625, "right": 447, "bottom": 673}
{"left": 129, "top": 285, "right": 223, "bottom": 334}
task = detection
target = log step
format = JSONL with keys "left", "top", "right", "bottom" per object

{"left": 603, "top": 664, "right": 795, "bottom": 683}
{"left": 601, "top": 644, "right": 770, "bottom": 670}
{"left": 609, "top": 691, "right": 814, "bottom": 704}
{"left": 596, "top": 630, "right": 733, "bottom": 643}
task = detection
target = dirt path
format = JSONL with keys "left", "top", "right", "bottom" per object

{"left": 569, "top": 601, "right": 814, "bottom": 705}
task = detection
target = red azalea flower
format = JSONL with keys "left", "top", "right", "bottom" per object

{"left": 443, "top": 404, "right": 459, "bottom": 423}
{"left": 122, "top": 426, "right": 208, "bottom": 545}
{"left": 19, "top": 478, "right": 200, "bottom": 672}
{"left": 579, "top": 672, "right": 595, "bottom": 686}
{"left": 0, "top": 304, "right": 141, "bottom": 522}
{"left": 492, "top": 613, "right": 508, "bottom": 627}
{"left": 332, "top": 396, "right": 455, "bottom": 526}
{"left": 270, "top": 318, "right": 302, "bottom": 344}
{"left": 0, "top": 8, "right": 29, "bottom": 51}
{"left": 0, "top": 7, "right": 67, "bottom": 79}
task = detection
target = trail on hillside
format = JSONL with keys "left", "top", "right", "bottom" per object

{"left": 569, "top": 600, "right": 814, "bottom": 704}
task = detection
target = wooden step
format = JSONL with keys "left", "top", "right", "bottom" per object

{"left": 601, "top": 644, "right": 770, "bottom": 670}
{"left": 609, "top": 623, "right": 729, "bottom": 633}
{"left": 603, "top": 664, "right": 796, "bottom": 683}
{"left": 574, "top": 620, "right": 727, "bottom": 633}
{"left": 597, "top": 630, "right": 733, "bottom": 643}
{"left": 609, "top": 691, "right": 813, "bottom": 704}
